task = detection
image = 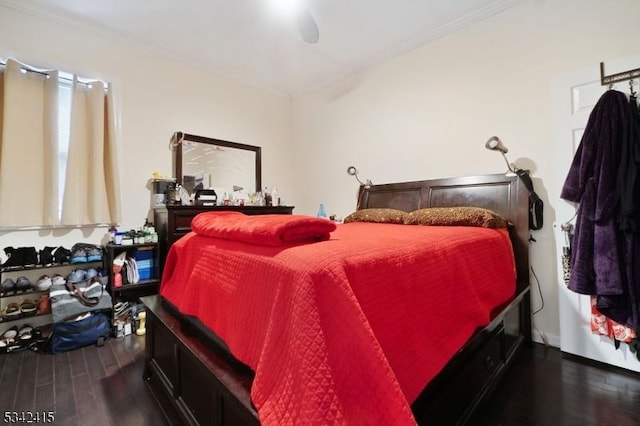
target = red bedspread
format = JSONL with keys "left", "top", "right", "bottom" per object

{"left": 160, "top": 221, "right": 516, "bottom": 425}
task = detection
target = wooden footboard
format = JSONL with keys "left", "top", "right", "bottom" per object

{"left": 142, "top": 295, "right": 259, "bottom": 426}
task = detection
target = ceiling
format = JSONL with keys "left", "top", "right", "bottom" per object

{"left": 0, "top": 0, "right": 523, "bottom": 95}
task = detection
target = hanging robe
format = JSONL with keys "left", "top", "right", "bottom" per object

{"left": 561, "top": 89, "right": 635, "bottom": 328}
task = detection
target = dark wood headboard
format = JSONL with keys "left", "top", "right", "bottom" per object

{"left": 358, "top": 173, "right": 530, "bottom": 294}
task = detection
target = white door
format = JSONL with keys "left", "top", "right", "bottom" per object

{"left": 552, "top": 55, "right": 640, "bottom": 371}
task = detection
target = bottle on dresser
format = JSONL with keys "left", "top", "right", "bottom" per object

{"left": 263, "top": 187, "right": 272, "bottom": 207}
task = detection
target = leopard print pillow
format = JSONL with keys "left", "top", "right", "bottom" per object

{"left": 404, "top": 207, "right": 508, "bottom": 228}
{"left": 343, "top": 208, "right": 408, "bottom": 224}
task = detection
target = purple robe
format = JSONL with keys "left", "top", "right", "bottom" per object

{"left": 561, "top": 90, "right": 634, "bottom": 327}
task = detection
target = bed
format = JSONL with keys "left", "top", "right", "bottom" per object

{"left": 142, "top": 172, "right": 531, "bottom": 425}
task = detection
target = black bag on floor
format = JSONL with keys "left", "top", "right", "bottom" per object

{"left": 48, "top": 311, "right": 111, "bottom": 353}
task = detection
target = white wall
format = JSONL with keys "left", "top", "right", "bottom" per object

{"left": 0, "top": 6, "right": 293, "bottom": 248}
{"left": 291, "top": 0, "right": 640, "bottom": 343}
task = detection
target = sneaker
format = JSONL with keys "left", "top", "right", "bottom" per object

{"left": 51, "top": 274, "right": 66, "bottom": 285}
{"left": 87, "top": 247, "right": 103, "bottom": 262}
{"left": 38, "top": 246, "right": 56, "bottom": 266}
{"left": 67, "top": 269, "right": 87, "bottom": 283}
{"left": 34, "top": 275, "right": 52, "bottom": 292}
{"left": 1, "top": 278, "right": 15, "bottom": 294}
{"left": 15, "top": 276, "right": 32, "bottom": 293}
{"left": 53, "top": 246, "right": 71, "bottom": 264}
{"left": 70, "top": 248, "right": 88, "bottom": 264}
{"left": 21, "top": 247, "right": 38, "bottom": 267}
{"left": 85, "top": 268, "right": 98, "bottom": 280}
{"left": 1, "top": 247, "right": 21, "bottom": 268}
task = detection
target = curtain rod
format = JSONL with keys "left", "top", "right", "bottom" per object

{"left": 600, "top": 62, "right": 640, "bottom": 86}
{"left": 0, "top": 60, "right": 107, "bottom": 87}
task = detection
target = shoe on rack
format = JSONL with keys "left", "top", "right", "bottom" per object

{"left": 15, "top": 276, "right": 32, "bottom": 293}
{"left": 1, "top": 247, "right": 21, "bottom": 268}
{"left": 51, "top": 274, "right": 66, "bottom": 286}
{"left": 3, "top": 303, "right": 21, "bottom": 320}
{"left": 21, "top": 247, "right": 38, "bottom": 267}
{"left": 67, "top": 269, "right": 87, "bottom": 284}
{"left": 70, "top": 248, "right": 88, "bottom": 264}
{"left": 18, "top": 324, "right": 34, "bottom": 341}
{"left": 34, "top": 275, "right": 52, "bottom": 292}
{"left": 1, "top": 326, "right": 19, "bottom": 343}
{"left": 85, "top": 268, "right": 98, "bottom": 280}
{"left": 53, "top": 246, "right": 71, "bottom": 264}
{"left": 1, "top": 278, "right": 15, "bottom": 295}
{"left": 36, "top": 295, "right": 51, "bottom": 314}
{"left": 87, "top": 247, "right": 103, "bottom": 262}
{"left": 38, "top": 246, "right": 56, "bottom": 266}
{"left": 0, "top": 248, "right": 8, "bottom": 266}
{"left": 20, "top": 299, "right": 37, "bottom": 316}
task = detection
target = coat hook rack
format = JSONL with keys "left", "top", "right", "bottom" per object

{"left": 600, "top": 62, "right": 640, "bottom": 86}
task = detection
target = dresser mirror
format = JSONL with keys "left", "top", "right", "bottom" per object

{"left": 172, "top": 132, "right": 262, "bottom": 197}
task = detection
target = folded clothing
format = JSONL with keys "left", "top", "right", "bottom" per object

{"left": 191, "top": 212, "right": 337, "bottom": 246}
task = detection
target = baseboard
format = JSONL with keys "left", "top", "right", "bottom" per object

{"left": 532, "top": 331, "right": 560, "bottom": 348}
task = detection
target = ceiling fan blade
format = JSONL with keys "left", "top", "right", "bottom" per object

{"left": 296, "top": 7, "right": 319, "bottom": 44}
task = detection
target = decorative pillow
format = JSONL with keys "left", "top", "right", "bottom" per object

{"left": 343, "top": 208, "right": 408, "bottom": 224}
{"left": 404, "top": 207, "right": 508, "bottom": 228}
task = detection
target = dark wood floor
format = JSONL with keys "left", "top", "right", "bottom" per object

{"left": 0, "top": 334, "right": 167, "bottom": 426}
{"left": 470, "top": 343, "right": 640, "bottom": 426}
{"left": 1, "top": 338, "right": 639, "bottom": 425}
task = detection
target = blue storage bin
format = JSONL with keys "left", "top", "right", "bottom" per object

{"left": 136, "top": 259, "right": 154, "bottom": 270}
{"left": 135, "top": 247, "right": 155, "bottom": 280}
{"left": 138, "top": 267, "right": 153, "bottom": 280}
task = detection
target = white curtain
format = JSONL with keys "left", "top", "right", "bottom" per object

{"left": 0, "top": 59, "right": 58, "bottom": 226}
{"left": 0, "top": 58, "right": 121, "bottom": 227}
{"left": 61, "top": 78, "right": 121, "bottom": 225}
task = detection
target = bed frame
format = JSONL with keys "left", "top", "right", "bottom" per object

{"left": 142, "top": 172, "right": 531, "bottom": 425}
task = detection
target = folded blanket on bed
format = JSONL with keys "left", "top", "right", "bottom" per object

{"left": 191, "top": 211, "right": 337, "bottom": 246}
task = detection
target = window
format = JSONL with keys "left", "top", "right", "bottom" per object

{"left": 0, "top": 58, "right": 120, "bottom": 227}
{"left": 57, "top": 79, "right": 72, "bottom": 219}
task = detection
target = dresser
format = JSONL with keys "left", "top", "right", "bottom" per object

{"left": 154, "top": 205, "right": 294, "bottom": 275}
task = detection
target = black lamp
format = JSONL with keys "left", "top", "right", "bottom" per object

{"left": 485, "top": 136, "right": 517, "bottom": 174}
{"left": 346, "top": 166, "right": 372, "bottom": 189}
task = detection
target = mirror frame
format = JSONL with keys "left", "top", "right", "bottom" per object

{"left": 173, "top": 131, "right": 262, "bottom": 194}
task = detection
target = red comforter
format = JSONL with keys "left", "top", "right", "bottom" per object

{"left": 160, "top": 221, "right": 516, "bottom": 425}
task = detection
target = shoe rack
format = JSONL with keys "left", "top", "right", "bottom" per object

{"left": 0, "top": 261, "right": 102, "bottom": 337}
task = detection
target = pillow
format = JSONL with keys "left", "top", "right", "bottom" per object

{"left": 404, "top": 207, "right": 508, "bottom": 228}
{"left": 343, "top": 208, "right": 408, "bottom": 224}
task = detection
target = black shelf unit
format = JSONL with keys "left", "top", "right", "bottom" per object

{"left": 104, "top": 243, "right": 160, "bottom": 304}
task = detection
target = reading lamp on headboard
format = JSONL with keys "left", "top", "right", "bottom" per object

{"left": 485, "top": 136, "right": 544, "bottom": 230}
{"left": 485, "top": 136, "right": 517, "bottom": 175}
{"left": 346, "top": 166, "right": 372, "bottom": 189}
{"left": 347, "top": 166, "right": 372, "bottom": 210}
